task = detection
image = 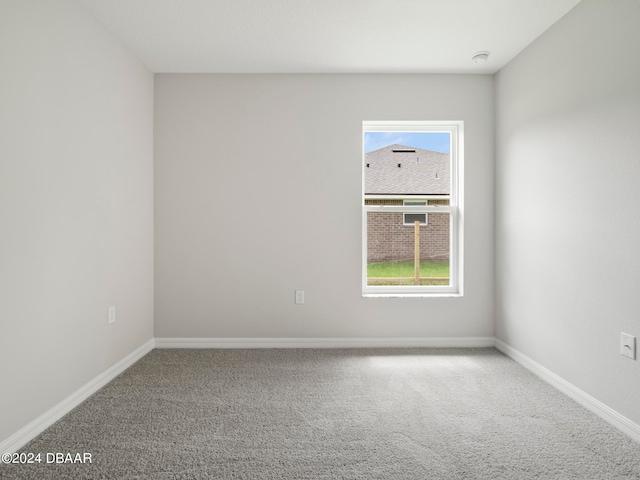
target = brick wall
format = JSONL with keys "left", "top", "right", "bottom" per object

{"left": 366, "top": 211, "right": 450, "bottom": 263}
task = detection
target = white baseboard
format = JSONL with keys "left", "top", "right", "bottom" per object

{"left": 495, "top": 338, "right": 640, "bottom": 444}
{"left": 154, "top": 336, "right": 496, "bottom": 349}
{"left": 0, "top": 339, "right": 155, "bottom": 454}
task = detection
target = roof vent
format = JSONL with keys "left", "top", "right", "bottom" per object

{"left": 392, "top": 149, "right": 416, "bottom": 153}
{"left": 397, "top": 163, "right": 402, "bottom": 168}
{"left": 366, "top": 163, "right": 370, "bottom": 168}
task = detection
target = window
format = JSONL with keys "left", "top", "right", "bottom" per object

{"left": 403, "top": 213, "right": 427, "bottom": 226}
{"left": 403, "top": 201, "right": 427, "bottom": 225}
{"left": 363, "top": 121, "right": 463, "bottom": 296}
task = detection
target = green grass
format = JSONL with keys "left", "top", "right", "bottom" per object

{"left": 367, "top": 261, "right": 449, "bottom": 286}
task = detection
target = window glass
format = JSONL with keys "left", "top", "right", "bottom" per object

{"left": 363, "top": 122, "right": 462, "bottom": 296}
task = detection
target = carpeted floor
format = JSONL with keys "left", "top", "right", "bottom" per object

{"left": 1, "top": 348, "right": 639, "bottom": 479}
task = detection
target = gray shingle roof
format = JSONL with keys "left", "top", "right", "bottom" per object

{"left": 365, "top": 144, "right": 449, "bottom": 195}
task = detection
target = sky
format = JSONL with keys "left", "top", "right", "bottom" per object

{"left": 364, "top": 132, "right": 450, "bottom": 154}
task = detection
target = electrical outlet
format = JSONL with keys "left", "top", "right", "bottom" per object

{"left": 621, "top": 332, "right": 636, "bottom": 360}
{"left": 108, "top": 306, "right": 116, "bottom": 325}
{"left": 295, "top": 290, "right": 304, "bottom": 304}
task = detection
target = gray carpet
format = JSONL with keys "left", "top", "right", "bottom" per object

{"left": 1, "top": 348, "right": 639, "bottom": 479}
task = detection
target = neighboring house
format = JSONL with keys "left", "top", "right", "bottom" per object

{"left": 365, "top": 144, "right": 450, "bottom": 263}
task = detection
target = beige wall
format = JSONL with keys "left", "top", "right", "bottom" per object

{"left": 0, "top": 0, "right": 154, "bottom": 442}
{"left": 495, "top": 0, "right": 640, "bottom": 424}
{"left": 154, "top": 74, "right": 494, "bottom": 338}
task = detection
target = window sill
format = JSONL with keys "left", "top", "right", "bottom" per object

{"left": 362, "top": 293, "right": 463, "bottom": 298}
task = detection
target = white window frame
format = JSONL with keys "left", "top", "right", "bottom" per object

{"left": 362, "top": 121, "right": 464, "bottom": 297}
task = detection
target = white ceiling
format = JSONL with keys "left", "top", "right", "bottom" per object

{"left": 77, "top": 0, "right": 582, "bottom": 74}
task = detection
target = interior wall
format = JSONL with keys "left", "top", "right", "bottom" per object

{"left": 495, "top": 0, "right": 640, "bottom": 424}
{"left": 0, "top": 0, "right": 154, "bottom": 442}
{"left": 154, "top": 74, "right": 494, "bottom": 339}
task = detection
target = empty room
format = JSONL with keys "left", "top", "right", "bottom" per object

{"left": 1, "top": 0, "right": 639, "bottom": 478}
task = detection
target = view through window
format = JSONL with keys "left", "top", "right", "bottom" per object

{"left": 363, "top": 122, "right": 462, "bottom": 296}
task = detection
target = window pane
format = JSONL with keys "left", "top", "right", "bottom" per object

{"left": 366, "top": 211, "right": 450, "bottom": 286}
{"left": 403, "top": 213, "right": 427, "bottom": 225}
{"left": 364, "top": 132, "right": 450, "bottom": 196}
